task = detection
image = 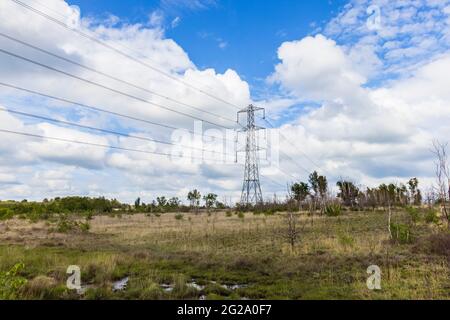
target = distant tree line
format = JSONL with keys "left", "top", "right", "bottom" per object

{"left": 0, "top": 190, "right": 229, "bottom": 220}
{"left": 288, "top": 171, "right": 424, "bottom": 212}
{"left": 0, "top": 173, "right": 440, "bottom": 222}
{"left": 0, "top": 197, "right": 122, "bottom": 219}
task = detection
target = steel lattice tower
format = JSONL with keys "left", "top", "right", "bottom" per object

{"left": 237, "top": 104, "right": 265, "bottom": 206}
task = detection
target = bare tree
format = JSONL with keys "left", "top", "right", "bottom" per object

{"left": 432, "top": 140, "right": 450, "bottom": 228}
{"left": 379, "top": 184, "right": 393, "bottom": 239}
{"left": 285, "top": 212, "right": 300, "bottom": 251}
{"left": 282, "top": 189, "right": 305, "bottom": 252}
{"left": 424, "top": 187, "right": 436, "bottom": 210}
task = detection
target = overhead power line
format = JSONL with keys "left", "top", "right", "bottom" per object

{"left": 0, "top": 107, "right": 235, "bottom": 157}
{"left": 27, "top": 0, "right": 216, "bottom": 92}
{"left": 260, "top": 175, "right": 287, "bottom": 190}
{"left": 10, "top": 0, "right": 243, "bottom": 111}
{"left": 0, "top": 32, "right": 237, "bottom": 124}
{"left": 263, "top": 117, "right": 328, "bottom": 177}
{"left": 5, "top": 0, "right": 322, "bottom": 191}
{"left": 0, "top": 126, "right": 291, "bottom": 190}
{"left": 0, "top": 48, "right": 235, "bottom": 130}
{"left": 0, "top": 128, "right": 229, "bottom": 162}
{"left": 0, "top": 82, "right": 237, "bottom": 144}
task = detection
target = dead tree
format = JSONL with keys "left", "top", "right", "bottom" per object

{"left": 432, "top": 140, "right": 450, "bottom": 228}
{"left": 284, "top": 211, "right": 301, "bottom": 252}
{"left": 387, "top": 191, "right": 393, "bottom": 240}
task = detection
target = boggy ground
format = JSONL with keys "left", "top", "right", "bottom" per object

{"left": 0, "top": 210, "right": 449, "bottom": 300}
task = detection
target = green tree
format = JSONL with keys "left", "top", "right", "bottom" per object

{"left": 156, "top": 196, "right": 167, "bottom": 208}
{"left": 318, "top": 175, "right": 328, "bottom": 199}
{"left": 387, "top": 183, "right": 397, "bottom": 204}
{"left": 203, "top": 193, "right": 218, "bottom": 212}
{"left": 291, "top": 182, "right": 310, "bottom": 209}
{"left": 134, "top": 197, "right": 141, "bottom": 209}
{"left": 378, "top": 183, "right": 389, "bottom": 208}
{"left": 187, "top": 189, "right": 201, "bottom": 214}
{"left": 309, "top": 171, "right": 320, "bottom": 199}
{"left": 397, "top": 184, "right": 408, "bottom": 206}
{"left": 336, "top": 181, "right": 359, "bottom": 207}
{"left": 168, "top": 197, "right": 180, "bottom": 209}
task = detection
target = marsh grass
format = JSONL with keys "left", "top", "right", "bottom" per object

{"left": 0, "top": 210, "right": 448, "bottom": 300}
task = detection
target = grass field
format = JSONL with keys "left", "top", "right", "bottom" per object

{"left": 0, "top": 209, "right": 449, "bottom": 300}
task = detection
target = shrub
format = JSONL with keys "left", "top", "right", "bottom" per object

{"left": 338, "top": 232, "right": 355, "bottom": 247}
{"left": 225, "top": 211, "right": 233, "bottom": 218}
{"left": 21, "top": 276, "right": 57, "bottom": 299}
{"left": 56, "top": 216, "right": 76, "bottom": 233}
{"left": 55, "top": 215, "right": 90, "bottom": 233}
{"left": 237, "top": 212, "right": 245, "bottom": 219}
{"left": 79, "top": 221, "right": 91, "bottom": 233}
{"left": 415, "top": 232, "right": 450, "bottom": 261}
{"left": 390, "top": 223, "right": 413, "bottom": 244}
{"left": 425, "top": 209, "right": 440, "bottom": 224}
{"left": 324, "top": 203, "right": 342, "bottom": 217}
{"left": 263, "top": 209, "right": 275, "bottom": 216}
{"left": 423, "top": 233, "right": 450, "bottom": 257}
{"left": 0, "top": 263, "right": 27, "bottom": 299}
{"left": 0, "top": 208, "right": 13, "bottom": 220}
{"left": 406, "top": 207, "right": 421, "bottom": 224}
{"left": 174, "top": 214, "right": 184, "bottom": 221}
{"left": 85, "top": 211, "right": 94, "bottom": 221}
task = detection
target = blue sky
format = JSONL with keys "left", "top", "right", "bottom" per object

{"left": 0, "top": 0, "right": 450, "bottom": 202}
{"left": 68, "top": 0, "right": 347, "bottom": 95}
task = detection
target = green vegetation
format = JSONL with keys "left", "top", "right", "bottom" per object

{"left": 390, "top": 223, "right": 412, "bottom": 244}
{"left": 174, "top": 213, "right": 184, "bottom": 221}
{"left": 0, "top": 263, "right": 27, "bottom": 300}
{"left": 0, "top": 197, "right": 122, "bottom": 220}
{"left": 324, "top": 203, "right": 342, "bottom": 217}
{"left": 0, "top": 174, "right": 448, "bottom": 300}
{"left": 0, "top": 207, "right": 448, "bottom": 300}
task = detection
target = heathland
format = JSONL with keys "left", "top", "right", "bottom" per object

{"left": 0, "top": 200, "right": 449, "bottom": 300}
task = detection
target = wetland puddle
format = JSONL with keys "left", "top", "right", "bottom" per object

{"left": 112, "top": 277, "right": 129, "bottom": 292}
{"left": 159, "top": 279, "right": 248, "bottom": 297}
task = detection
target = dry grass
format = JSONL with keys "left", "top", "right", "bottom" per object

{"left": 0, "top": 210, "right": 449, "bottom": 300}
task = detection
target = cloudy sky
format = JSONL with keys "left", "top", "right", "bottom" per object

{"left": 0, "top": 0, "right": 449, "bottom": 203}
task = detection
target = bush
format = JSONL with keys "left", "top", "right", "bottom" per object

{"left": 84, "top": 211, "right": 94, "bottom": 221}
{"left": 415, "top": 232, "right": 450, "bottom": 262}
{"left": 21, "top": 276, "right": 58, "bottom": 299}
{"left": 55, "top": 215, "right": 90, "bottom": 233}
{"left": 406, "top": 207, "right": 421, "bottom": 224}
{"left": 56, "top": 216, "right": 76, "bottom": 233}
{"left": 0, "top": 208, "right": 13, "bottom": 220}
{"left": 422, "top": 233, "right": 450, "bottom": 257}
{"left": 0, "top": 263, "right": 27, "bottom": 299}
{"left": 390, "top": 223, "right": 413, "bottom": 244}
{"left": 263, "top": 209, "right": 276, "bottom": 216}
{"left": 425, "top": 209, "right": 440, "bottom": 224}
{"left": 174, "top": 214, "right": 184, "bottom": 221}
{"left": 338, "top": 232, "right": 355, "bottom": 247}
{"left": 324, "top": 203, "right": 342, "bottom": 217}
{"left": 79, "top": 221, "right": 91, "bottom": 233}
{"left": 225, "top": 211, "right": 233, "bottom": 218}
{"left": 237, "top": 212, "right": 245, "bottom": 219}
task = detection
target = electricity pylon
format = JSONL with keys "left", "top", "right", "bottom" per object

{"left": 237, "top": 104, "right": 265, "bottom": 206}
